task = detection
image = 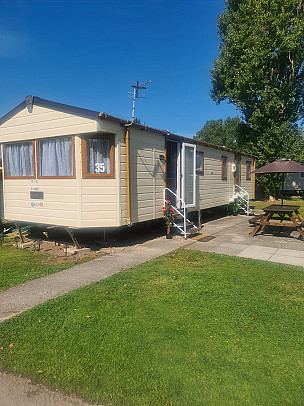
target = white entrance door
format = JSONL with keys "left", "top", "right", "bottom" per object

{"left": 181, "top": 143, "right": 196, "bottom": 208}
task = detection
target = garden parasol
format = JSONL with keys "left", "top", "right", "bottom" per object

{"left": 252, "top": 158, "right": 304, "bottom": 205}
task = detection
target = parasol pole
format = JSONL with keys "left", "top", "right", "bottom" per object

{"left": 281, "top": 173, "right": 285, "bottom": 206}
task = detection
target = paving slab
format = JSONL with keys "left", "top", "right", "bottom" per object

{"left": 0, "top": 372, "right": 100, "bottom": 406}
{"left": 231, "top": 235, "right": 251, "bottom": 243}
{"left": 188, "top": 214, "right": 304, "bottom": 265}
{"left": 220, "top": 242, "right": 249, "bottom": 251}
{"left": 206, "top": 246, "right": 245, "bottom": 256}
{"left": 268, "top": 255, "right": 304, "bottom": 267}
{"left": 237, "top": 246, "right": 277, "bottom": 260}
{"left": 275, "top": 248, "right": 304, "bottom": 258}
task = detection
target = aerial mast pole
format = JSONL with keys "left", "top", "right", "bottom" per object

{"left": 129, "top": 80, "right": 151, "bottom": 122}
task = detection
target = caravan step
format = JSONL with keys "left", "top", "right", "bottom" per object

{"left": 187, "top": 226, "right": 199, "bottom": 235}
{"left": 173, "top": 220, "right": 194, "bottom": 227}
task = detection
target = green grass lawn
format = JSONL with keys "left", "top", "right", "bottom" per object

{"left": 1, "top": 249, "right": 304, "bottom": 405}
{"left": 251, "top": 197, "right": 304, "bottom": 216}
{"left": 0, "top": 242, "right": 90, "bottom": 292}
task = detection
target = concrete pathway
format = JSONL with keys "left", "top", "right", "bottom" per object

{"left": 0, "top": 372, "right": 101, "bottom": 406}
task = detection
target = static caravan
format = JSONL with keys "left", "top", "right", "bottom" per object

{"left": 0, "top": 96, "right": 255, "bottom": 237}
{"left": 282, "top": 173, "right": 304, "bottom": 194}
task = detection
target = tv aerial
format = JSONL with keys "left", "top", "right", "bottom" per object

{"left": 128, "top": 80, "right": 151, "bottom": 122}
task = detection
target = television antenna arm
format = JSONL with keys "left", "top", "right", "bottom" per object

{"left": 129, "top": 80, "right": 151, "bottom": 122}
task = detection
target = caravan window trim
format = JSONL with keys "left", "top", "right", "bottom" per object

{"left": 246, "top": 161, "right": 251, "bottom": 180}
{"left": 221, "top": 156, "right": 227, "bottom": 180}
{"left": 3, "top": 140, "right": 36, "bottom": 179}
{"left": 37, "top": 136, "right": 76, "bottom": 179}
{"left": 196, "top": 151, "right": 204, "bottom": 174}
{"left": 81, "top": 135, "right": 115, "bottom": 179}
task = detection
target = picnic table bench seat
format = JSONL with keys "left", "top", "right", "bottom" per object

{"left": 248, "top": 214, "right": 264, "bottom": 224}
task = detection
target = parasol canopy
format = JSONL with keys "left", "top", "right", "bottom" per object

{"left": 252, "top": 158, "right": 304, "bottom": 174}
{"left": 252, "top": 158, "right": 304, "bottom": 205}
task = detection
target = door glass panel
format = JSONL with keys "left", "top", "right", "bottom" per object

{"left": 235, "top": 156, "right": 241, "bottom": 185}
{"left": 166, "top": 141, "right": 178, "bottom": 206}
{"left": 184, "top": 145, "right": 195, "bottom": 206}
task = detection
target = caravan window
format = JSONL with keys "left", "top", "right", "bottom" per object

{"left": 196, "top": 152, "right": 204, "bottom": 174}
{"left": 246, "top": 161, "right": 251, "bottom": 180}
{"left": 82, "top": 135, "right": 115, "bottom": 178}
{"left": 221, "top": 156, "right": 227, "bottom": 180}
{"left": 4, "top": 141, "right": 35, "bottom": 178}
{"left": 37, "top": 137, "right": 74, "bottom": 178}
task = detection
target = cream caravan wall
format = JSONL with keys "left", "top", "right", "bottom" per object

{"left": 125, "top": 128, "right": 165, "bottom": 224}
{"left": 0, "top": 105, "right": 97, "bottom": 142}
{"left": 0, "top": 105, "right": 121, "bottom": 227}
{"left": 241, "top": 158, "right": 254, "bottom": 198}
{"left": 196, "top": 146, "right": 235, "bottom": 209}
{"left": 96, "top": 121, "right": 166, "bottom": 225}
{"left": 3, "top": 178, "right": 79, "bottom": 227}
{"left": 81, "top": 120, "right": 126, "bottom": 228}
{"left": 96, "top": 119, "right": 127, "bottom": 225}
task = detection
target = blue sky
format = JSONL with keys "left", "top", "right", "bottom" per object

{"left": 0, "top": 0, "right": 239, "bottom": 138}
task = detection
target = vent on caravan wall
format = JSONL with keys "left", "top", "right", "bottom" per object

{"left": 25, "top": 95, "right": 34, "bottom": 113}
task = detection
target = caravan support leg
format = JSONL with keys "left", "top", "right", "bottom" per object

{"left": 197, "top": 210, "right": 202, "bottom": 230}
{"left": 65, "top": 228, "right": 80, "bottom": 249}
{"left": 15, "top": 222, "right": 25, "bottom": 244}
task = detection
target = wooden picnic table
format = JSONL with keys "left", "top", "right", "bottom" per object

{"left": 250, "top": 204, "right": 304, "bottom": 239}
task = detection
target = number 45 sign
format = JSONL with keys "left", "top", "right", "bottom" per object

{"left": 95, "top": 162, "right": 106, "bottom": 173}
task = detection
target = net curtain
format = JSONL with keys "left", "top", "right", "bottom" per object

{"left": 38, "top": 138, "right": 73, "bottom": 176}
{"left": 4, "top": 142, "right": 34, "bottom": 177}
{"left": 86, "top": 139, "right": 110, "bottom": 174}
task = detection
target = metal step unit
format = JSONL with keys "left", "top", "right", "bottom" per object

{"left": 233, "top": 184, "right": 252, "bottom": 215}
{"left": 173, "top": 219, "right": 198, "bottom": 236}
{"left": 164, "top": 188, "right": 198, "bottom": 239}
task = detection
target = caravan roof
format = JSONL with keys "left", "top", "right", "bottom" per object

{"left": 0, "top": 95, "right": 256, "bottom": 158}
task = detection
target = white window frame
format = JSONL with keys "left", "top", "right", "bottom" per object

{"left": 181, "top": 143, "right": 197, "bottom": 208}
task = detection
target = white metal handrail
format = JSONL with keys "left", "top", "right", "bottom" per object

{"left": 164, "top": 188, "right": 188, "bottom": 238}
{"left": 234, "top": 184, "right": 249, "bottom": 196}
{"left": 233, "top": 184, "right": 250, "bottom": 215}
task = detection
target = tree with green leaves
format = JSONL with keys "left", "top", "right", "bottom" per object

{"left": 211, "top": 0, "right": 304, "bottom": 196}
{"left": 194, "top": 116, "right": 251, "bottom": 150}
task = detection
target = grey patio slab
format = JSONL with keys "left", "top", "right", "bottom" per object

{"left": 187, "top": 242, "right": 241, "bottom": 256}
{"left": 220, "top": 242, "right": 249, "bottom": 251}
{"left": 231, "top": 235, "right": 251, "bottom": 243}
{"left": 237, "top": 245, "right": 278, "bottom": 260}
{"left": 207, "top": 246, "right": 245, "bottom": 256}
{"left": 275, "top": 248, "right": 304, "bottom": 258}
{"left": 0, "top": 372, "right": 95, "bottom": 406}
{"left": 268, "top": 255, "right": 304, "bottom": 267}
